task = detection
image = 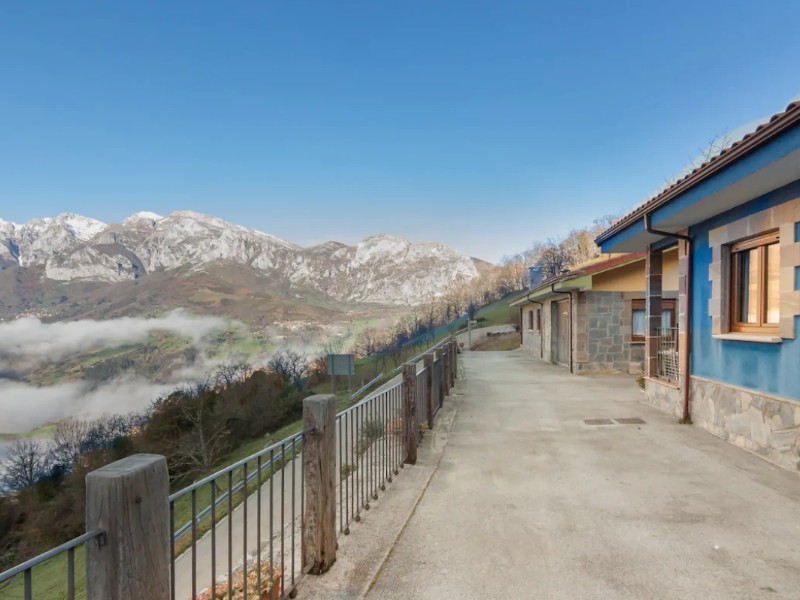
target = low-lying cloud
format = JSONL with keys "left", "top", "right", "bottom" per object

{"left": 0, "top": 309, "right": 228, "bottom": 363}
{"left": 0, "top": 377, "right": 173, "bottom": 433}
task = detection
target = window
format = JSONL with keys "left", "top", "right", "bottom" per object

{"left": 528, "top": 310, "right": 534, "bottom": 330}
{"left": 730, "top": 231, "right": 780, "bottom": 333}
{"left": 631, "top": 299, "right": 675, "bottom": 342}
{"left": 536, "top": 308, "right": 542, "bottom": 332}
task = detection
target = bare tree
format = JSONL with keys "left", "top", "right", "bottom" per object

{"left": 1, "top": 440, "right": 48, "bottom": 491}
{"left": 50, "top": 418, "right": 91, "bottom": 469}
{"left": 268, "top": 350, "right": 309, "bottom": 389}
{"left": 167, "top": 389, "right": 229, "bottom": 478}
{"left": 213, "top": 363, "right": 252, "bottom": 389}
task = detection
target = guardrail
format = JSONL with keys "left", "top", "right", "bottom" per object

{"left": 0, "top": 337, "right": 460, "bottom": 600}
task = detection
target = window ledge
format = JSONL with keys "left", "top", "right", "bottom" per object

{"left": 713, "top": 333, "right": 782, "bottom": 344}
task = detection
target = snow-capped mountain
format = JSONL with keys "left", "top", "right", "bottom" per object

{"left": 0, "top": 211, "right": 482, "bottom": 305}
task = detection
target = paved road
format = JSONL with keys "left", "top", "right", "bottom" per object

{"left": 367, "top": 351, "right": 800, "bottom": 600}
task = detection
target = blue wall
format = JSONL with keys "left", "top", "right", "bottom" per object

{"left": 690, "top": 179, "right": 800, "bottom": 400}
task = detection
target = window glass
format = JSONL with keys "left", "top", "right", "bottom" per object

{"left": 736, "top": 248, "right": 759, "bottom": 324}
{"left": 661, "top": 310, "right": 673, "bottom": 329}
{"left": 766, "top": 243, "right": 780, "bottom": 324}
{"left": 632, "top": 309, "right": 645, "bottom": 338}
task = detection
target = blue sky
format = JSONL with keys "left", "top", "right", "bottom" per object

{"left": 1, "top": 1, "right": 799, "bottom": 263}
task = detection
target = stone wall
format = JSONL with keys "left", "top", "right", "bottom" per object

{"left": 580, "top": 291, "right": 643, "bottom": 374}
{"left": 645, "top": 377, "right": 682, "bottom": 418}
{"left": 691, "top": 377, "right": 800, "bottom": 471}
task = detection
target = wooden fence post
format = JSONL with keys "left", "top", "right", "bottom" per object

{"left": 85, "top": 454, "right": 170, "bottom": 600}
{"left": 443, "top": 346, "right": 451, "bottom": 399}
{"left": 402, "top": 364, "right": 418, "bottom": 465}
{"left": 302, "top": 394, "right": 337, "bottom": 575}
{"left": 424, "top": 353, "right": 435, "bottom": 429}
{"left": 439, "top": 348, "right": 447, "bottom": 405}
{"left": 451, "top": 340, "right": 458, "bottom": 383}
{"left": 450, "top": 341, "right": 457, "bottom": 387}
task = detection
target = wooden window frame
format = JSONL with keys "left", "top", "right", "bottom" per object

{"left": 631, "top": 299, "right": 675, "bottom": 343}
{"left": 729, "top": 231, "right": 780, "bottom": 334}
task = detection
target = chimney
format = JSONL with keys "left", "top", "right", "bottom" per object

{"left": 528, "top": 266, "right": 543, "bottom": 289}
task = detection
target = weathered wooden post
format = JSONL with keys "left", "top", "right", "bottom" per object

{"left": 451, "top": 339, "right": 458, "bottom": 383}
{"left": 423, "top": 353, "right": 435, "bottom": 429}
{"left": 443, "top": 345, "right": 451, "bottom": 399}
{"left": 302, "top": 394, "right": 337, "bottom": 574}
{"left": 85, "top": 454, "right": 170, "bottom": 600}
{"left": 402, "top": 364, "right": 418, "bottom": 465}
{"left": 438, "top": 351, "right": 446, "bottom": 405}
{"left": 450, "top": 340, "right": 457, "bottom": 387}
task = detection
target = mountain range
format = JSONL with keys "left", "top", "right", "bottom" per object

{"left": 0, "top": 211, "right": 488, "bottom": 314}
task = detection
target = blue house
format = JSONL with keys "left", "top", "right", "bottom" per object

{"left": 597, "top": 101, "right": 800, "bottom": 471}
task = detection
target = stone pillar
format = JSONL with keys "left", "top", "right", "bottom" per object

{"left": 645, "top": 246, "right": 663, "bottom": 379}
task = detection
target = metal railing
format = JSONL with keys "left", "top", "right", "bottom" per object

{"left": 0, "top": 528, "right": 106, "bottom": 599}
{"left": 1, "top": 337, "right": 460, "bottom": 600}
{"left": 657, "top": 327, "right": 679, "bottom": 383}
{"left": 169, "top": 430, "right": 307, "bottom": 600}
{"left": 336, "top": 380, "right": 404, "bottom": 537}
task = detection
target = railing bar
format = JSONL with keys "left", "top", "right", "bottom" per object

{"left": 192, "top": 490, "right": 198, "bottom": 600}
{"left": 291, "top": 436, "right": 297, "bottom": 586}
{"left": 170, "top": 501, "right": 176, "bottom": 600}
{"left": 242, "top": 462, "right": 248, "bottom": 600}
{"left": 339, "top": 413, "right": 343, "bottom": 535}
{"left": 67, "top": 546, "right": 75, "bottom": 600}
{"left": 24, "top": 568, "right": 31, "bottom": 600}
{"left": 0, "top": 529, "right": 105, "bottom": 583}
{"left": 228, "top": 470, "right": 233, "bottom": 600}
{"left": 257, "top": 454, "right": 262, "bottom": 598}
{"left": 280, "top": 442, "right": 286, "bottom": 595}
{"left": 211, "top": 478, "right": 217, "bottom": 598}
{"left": 269, "top": 447, "right": 274, "bottom": 598}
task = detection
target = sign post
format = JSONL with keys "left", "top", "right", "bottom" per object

{"left": 326, "top": 354, "right": 356, "bottom": 394}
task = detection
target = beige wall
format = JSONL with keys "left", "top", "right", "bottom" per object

{"left": 591, "top": 249, "right": 678, "bottom": 293}
{"left": 521, "top": 305, "right": 544, "bottom": 358}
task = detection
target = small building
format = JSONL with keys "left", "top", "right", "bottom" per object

{"left": 596, "top": 100, "right": 800, "bottom": 470}
{"left": 510, "top": 253, "right": 679, "bottom": 374}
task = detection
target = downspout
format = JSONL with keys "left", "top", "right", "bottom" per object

{"left": 551, "top": 284, "right": 574, "bottom": 374}
{"left": 644, "top": 213, "right": 692, "bottom": 423}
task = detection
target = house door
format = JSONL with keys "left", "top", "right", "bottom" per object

{"left": 556, "top": 299, "right": 570, "bottom": 366}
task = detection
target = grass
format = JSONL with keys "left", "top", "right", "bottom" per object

{"left": 470, "top": 332, "right": 521, "bottom": 351}
{"left": 472, "top": 295, "right": 518, "bottom": 327}
{"left": 0, "top": 545, "right": 87, "bottom": 600}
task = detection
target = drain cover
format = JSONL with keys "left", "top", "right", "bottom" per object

{"left": 584, "top": 418, "right": 614, "bottom": 425}
{"left": 614, "top": 418, "right": 646, "bottom": 424}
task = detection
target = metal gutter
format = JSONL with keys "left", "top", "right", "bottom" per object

{"left": 598, "top": 101, "right": 800, "bottom": 245}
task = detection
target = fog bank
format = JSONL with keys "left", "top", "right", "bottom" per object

{"left": 0, "top": 377, "right": 173, "bottom": 433}
{"left": 0, "top": 309, "right": 228, "bottom": 363}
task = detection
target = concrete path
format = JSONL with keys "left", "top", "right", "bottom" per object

{"left": 366, "top": 351, "right": 800, "bottom": 600}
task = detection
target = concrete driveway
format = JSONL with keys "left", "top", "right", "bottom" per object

{"left": 366, "top": 351, "right": 800, "bottom": 600}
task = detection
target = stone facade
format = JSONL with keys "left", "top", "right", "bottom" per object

{"left": 579, "top": 291, "right": 643, "bottom": 374}
{"left": 644, "top": 377, "right": 682, "bottom": 418}
{"left": 691, "top": 377, "right": 800, "bottom": 471}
